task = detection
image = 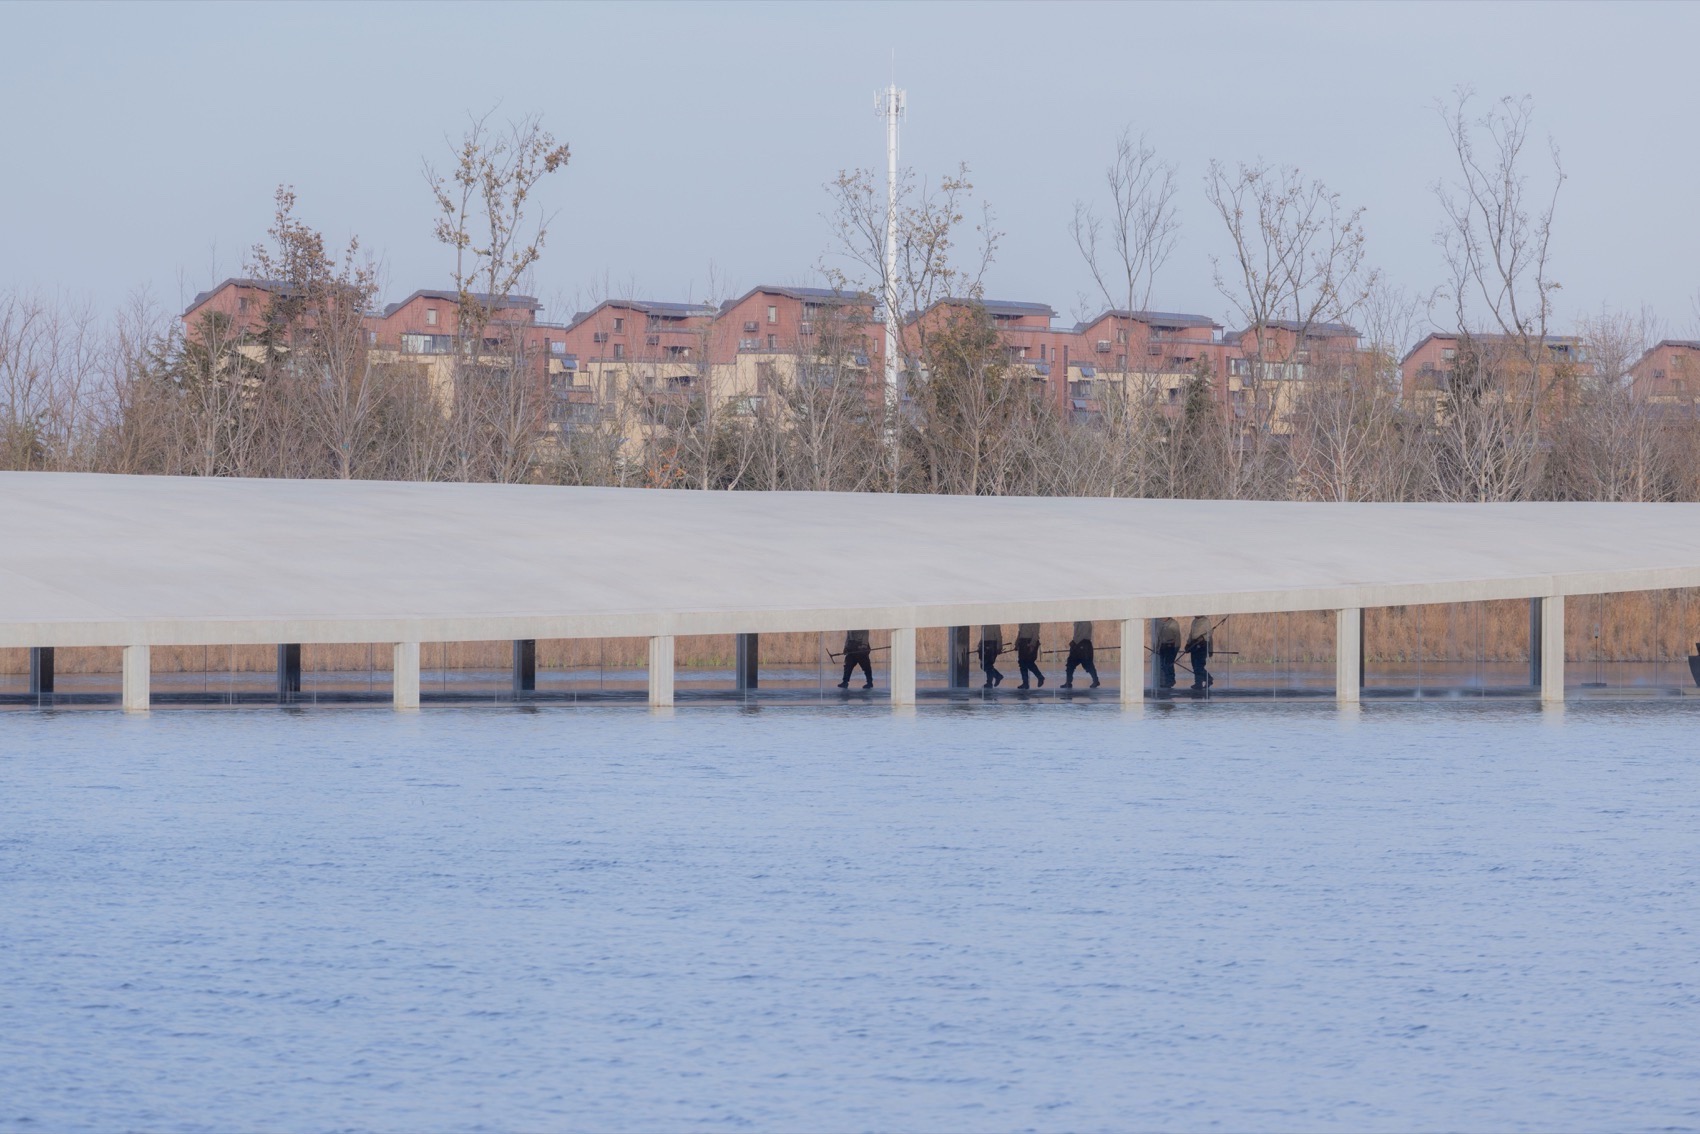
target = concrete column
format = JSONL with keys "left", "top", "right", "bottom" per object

{"left": 1120, "top": 619, "right": 1143, "bottom": 704}
{"left": 947, "top": 626, "right": 972, "bottom": 689}
{"left": 277, "top": 643, "right": 302, "bottom": 701}
{"left": 121, "top": 645, "right": 150, "bottom": 713}
{"left": 28, "top": 646, "right": 54, "bottom": 696}
{"left": 735, "top": 633, "right": 758, "bottom": 691}
{"left": 1336, "top": 607, "right": 1362, "bottom": 704}
{"left": 393, "top": 642, "right": 420, "bottom": 710}
{"left": 649, "top": 635, "right": 675, "bottom": 707}
{"left": 1540, "top": 596, "right": 1565, "bottom": 702}
{"left": 512, "top": 639, "right": 537, "bottom": 695}
{"left": 889, "top": 627, "right": 917, "bottom": 706}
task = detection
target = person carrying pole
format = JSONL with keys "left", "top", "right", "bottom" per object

{"left": 837, "top": 629, "right": 874, "bottom": 689}
{"left": 978, "top": 624, "right": 1005, "bottom": 688}
{"left": 1155, "top": 617, "right": 1182, "bottom": 690}
{"left": 1015, "top": 623, "right": 1045, "bottom": 689}
{"left": 1061, "top": 621, "right": 1100, "bottom": 689}
{"left": 1186, "top": 615, "right": 1215, "bottom": 690}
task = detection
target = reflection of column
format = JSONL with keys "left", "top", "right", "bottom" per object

{"left": 1120, "top": 619, "right": 1143, "bottom": 704}
{"left": 278, "top": 643, "right": 302, "bottom": 701}
{"left": 890, "top": 628, "right": 917, "bottom": 706}
{"left": 1540, "top": 596, "right": 1565, "bottom": 702}
{"left": 649, "top": 635, "right": 675, "bottom": 707}
{"left": 29, "top": 647, "right": 54, "bottom": 696}
{"left": 512, "top": 639, "right": 537, "bottom": 695}
{"left": 735, "top": 633, "right": 758, "bottom": 691}
{"left": 393, "top": 642, "right": 420, "bottom": 710}
{"left": 947, "top": 626, "right": 971, "bottom": 689}
{"left": 1336, "top": 608, "right": 1362, "bottom": 704}
{"left": 122, "top": 645, "right": 151, "bottom": 713}
{"left": 1527, "top": 597, "right": 1542, "bottom": 688}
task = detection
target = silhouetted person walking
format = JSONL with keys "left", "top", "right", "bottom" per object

{"left": 1156, "top": 617, "right": 1181, "bottom": 690}
{"left": 978, "top": 624, "right": 1004, "bottom": 688}
{"left": 1186, "top": 615, "right": 1214, "bottom": 690}
{"left": 1061, "top": 620, "right": 1099, "bottom": 689}
{"left": 1016, "top": 623, "right": 1044, "bottom": 689}
{"left": 838, "top": 628, "right": 873, "bottom": 689}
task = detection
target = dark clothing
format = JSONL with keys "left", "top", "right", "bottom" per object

{"left": 1157, "top": 643, "right": 1179, "bottom": 689}
{"left": 839, "top": 629, "right": 873, "bottom": 688}
{"left": 840, "top": 649, "right": 873, "bottom": 688}
{"left": 1185, "top": 618, "right": 1213, "bottom": 689}
{"left": 1016, "top": 636, "right": 1044, "bottom": 688}
{"left": 1188, "top": 642, "right": 1212, "bottom": 689}
{"left": 978, "top": 631, "right": 1004, "bottom": 688}
{"left": 1063, "top": 641, "right": 1099, "bottom": 687}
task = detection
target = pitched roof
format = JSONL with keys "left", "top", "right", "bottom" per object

{"left": 561, "top": 299, "right": 718, "bottom": 333}
{"left": 919, "top": 297, "right": 1055, "bottom": 321}
{"left": 722, "top": 284, "right": 872, "bottom": 311}
{"left": 182, "top": 277, "right": 298, "bottom": 318}
{"left": 381, "top": 289, "right": 542, "bottom": 318}
{"left": 1076, "top": 309, "right": 1221, "bottom": 332}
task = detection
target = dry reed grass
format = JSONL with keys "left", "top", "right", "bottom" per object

{"left": 5, "top": 591, "right": 1698, "bottom": 676}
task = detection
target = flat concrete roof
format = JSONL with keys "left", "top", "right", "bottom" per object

{"left": 4, "top": 472, "right": 1700, "bottom": 648}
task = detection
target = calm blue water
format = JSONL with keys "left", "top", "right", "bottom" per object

{"left": 2, "top": 702, "right": 1697, "bottom": 1133}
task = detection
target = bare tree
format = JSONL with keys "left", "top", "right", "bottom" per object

{"left": 0, "top": 290, "right": 101, "bottom": 471}
{"left": 1288, "top": 281, "right": 1431, "bottom": 501}
{"left": 1206, "top": 160, "right": 1376, "bottom": 497}
{"left": 1427, "top": 88, "right": 1565, "bottom": 501}
{"left": 1071, "top": 129, "right": 1180, "bottom": 316}
{"left": 427, "top": 111, "right": 571, "bottom": 482}
{"left": 823, "top": 162, "right": 1000, "bottom": 489}
{"left": 1543, "top": 306, "right": 1670, "bottom": 501}
{"left": 246, "top": 187, "right": 387, "bottom": 479}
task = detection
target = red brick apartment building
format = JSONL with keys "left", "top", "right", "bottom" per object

{"left": 1629, "top": 340, "right": 1700, "bottom": 410}
{"left": 184, "top": 277, "right": 1384, "bottom": 437}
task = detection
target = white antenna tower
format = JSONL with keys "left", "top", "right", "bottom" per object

{"left": 875, "top": 82, "right": 905, "bottom": 410}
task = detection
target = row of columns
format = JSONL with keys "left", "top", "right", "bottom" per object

{"left": 1334, "top": 598, "right": 1563, "bottom": 704}
{"left": 57, "top": 598, "right": 1573, "bottom": 712}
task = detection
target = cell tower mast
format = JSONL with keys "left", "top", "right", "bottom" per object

{"left": 876, "top": 82, "right": 905, "bottom": 414}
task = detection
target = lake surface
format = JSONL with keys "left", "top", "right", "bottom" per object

{"left": 3, "top": 702, "right": 1697, "bottom": 1132}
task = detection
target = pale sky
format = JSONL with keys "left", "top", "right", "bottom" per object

{"left": 2, "top": 0, "right": 1695, "bottom": 338}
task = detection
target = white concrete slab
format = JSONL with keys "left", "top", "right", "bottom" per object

{"left": 3, "top": 472, "right": 1700, "bottom": 648}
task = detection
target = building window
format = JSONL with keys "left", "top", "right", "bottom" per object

{"left": 237, "top": 297, "right": 250, "bottom": 314}
{"left": 613, "top": 317, "right": 624, "bottom": 332}
{"left": 767, "top": 306, "right": 778, "bottom": 324}
{"left": 425, "top": 308, "right": 438, "bottom": 326}
{"left": 613, "top": 343, "right": 625, "bottom": 360}
{"left": 1117, "top": 329, "right": 1128, "bottom": 344}
{"left": 399, "top": 333, "right": 454, "bottom": 355}
{"left": 767, "top": 334, "right": 778, "bottom": 350}
{"left": 1441, "top": 347, "right": 1456, "bottom": 361}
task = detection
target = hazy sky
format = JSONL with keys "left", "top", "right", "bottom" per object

{"left": 3, "top": 0, "right": 1696, "bottom": 337}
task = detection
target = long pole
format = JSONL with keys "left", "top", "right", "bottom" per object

{"left": 879, "top": 82, "right": 904, "bottom": 490}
